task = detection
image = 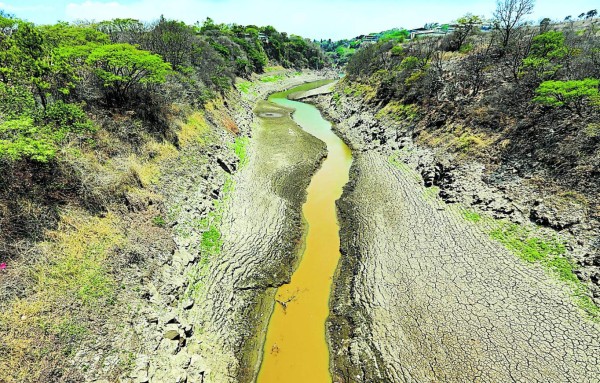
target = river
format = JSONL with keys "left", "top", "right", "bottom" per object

{"left": 257, "top": 82, "right": 353, "bottom": 382}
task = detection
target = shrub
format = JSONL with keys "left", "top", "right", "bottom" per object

{"left": 534, "top": 78, "right": 600, "bottom": 115}
{"left": 0, "top": 118, "right": 56, "bottom": 162}
{"left": 40, "top": 101, "right": 95, "bottom": 135}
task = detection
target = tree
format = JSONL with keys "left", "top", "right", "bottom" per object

{"left": 493, "top": 0, "right": 535, "bottom": 49}
{"left": 143, "top": 16, "right": 195, "bottom": 69}
{"left": 86, "top": 43, "right": 172, "bottom": 105}
{"left": 533, "top": 78, "right": 599, "bottom": 115}
{"left": 564, "top": 15, "right": 572, "bottom": 21}
{"left": 520, "top": 31, "right": 567, "bottom": 81}
{"left": 586, "top": 10, "right": 598, "bottom": 19}
{"left": 539, "top": 17, "right": 551, "bottom": 33}
{"left": 578, "top": 13, "right": 586, "bottom": 19}
{"left": 450, "top": 13, "right": 482, "bottom": 51}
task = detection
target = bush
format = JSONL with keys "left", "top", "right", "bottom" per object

{"left": 40, "top": 101, "right": 95, "bottom": 134}
{"left": 534, "top": 78, "right": 600, "bottom": 115}
{"left": 0, "top": 118, "right": 56, "bottom": 162}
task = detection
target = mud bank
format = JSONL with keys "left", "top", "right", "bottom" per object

{"left": 305, "top": 88, "right": 600, "bottom": 382}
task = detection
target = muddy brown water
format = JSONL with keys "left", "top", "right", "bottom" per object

{"left": 257, "top": 83, "right": 352, "bottom": 382}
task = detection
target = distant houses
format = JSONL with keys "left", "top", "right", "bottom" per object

{"left": 409, "top": 20, "right": 494, "bottom": 40}
{"left": 363, "top": 33, "right": 380, "bottom": 44}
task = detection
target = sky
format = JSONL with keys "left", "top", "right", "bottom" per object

{"left": 0, "top": 0, "right": 598, "bottom": 40}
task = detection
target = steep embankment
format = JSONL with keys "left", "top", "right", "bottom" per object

{"left": 305, "top": 86, "right": 600, "bottom": 382}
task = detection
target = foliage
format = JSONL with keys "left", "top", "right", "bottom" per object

{"left": 232, "top": 136, "right": 250, "bottom": 168}
{"left": 0, "top": 118, "right": 56, "bottom": 162}
{"left": 375, "top": 101, "right": 419, "bottom": 122}
{"left": 0, "top": 211, "right": 124, "bottom": 382}
{"left": 534, "top": 79, "right": 599, "bottom": 115}
{"left": 86, "top": 43, "right": 172, "bottom": 105}
{"left": 449, "top": 13, "right": 482, "bottom": 52}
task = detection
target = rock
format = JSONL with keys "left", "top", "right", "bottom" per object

{"left": 164, "top": 329, "right": 180, "bottom": 340}
{"left": 135, "top": 371, "right": 149, "bottom": 383}
{"left": 530, "top": 196, "right": 586, "bottom": 230}
{"left": 145, "top": 311, "right": 159, "bottom": 324}
{"left": 163, "top": 324, "right": 180, "bottom": 340}
{"left": 184, "top": 324, "right": 193, "bottom": 337}
{"left": 161, "top": 312, "right": 179, "bottom": 325}
{"left": 182, "top": 299, "right": 194, "bottom": 310}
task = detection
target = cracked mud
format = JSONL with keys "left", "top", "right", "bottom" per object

{"left": 329, "top": 151, "right": 600, "bottom": 383}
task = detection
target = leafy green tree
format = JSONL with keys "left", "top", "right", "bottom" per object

{"left": 533, "top": 78, "right": 599, "bottom": 115}
{"left": 520, "top": 31, "right": 568, "bottom": 81}
{"left": 0, "top": 117, "right": 56, "bottom": 162}
{"left": 86, "top": 43, "right": 172, "bottom": 105}
{"left": 143, "top": 16, "right": 195, "bottom": 69}
{"left": 40, "top": 22, "right": 109, "bottom": 48}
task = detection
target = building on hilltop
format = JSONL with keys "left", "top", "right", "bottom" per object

{"left": 363, "top": 33, "right": 380, "bottom": 44}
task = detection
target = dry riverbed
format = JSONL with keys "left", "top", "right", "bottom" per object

{"left": 83, "top": 71, "right": 337, "bottom": 383}
{"left": 304, "top": 86, "right": 600, "bottom": 382}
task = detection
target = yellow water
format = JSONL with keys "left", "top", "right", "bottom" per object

{"left": 257, "top": 87, "right": 352, "bottom": 382}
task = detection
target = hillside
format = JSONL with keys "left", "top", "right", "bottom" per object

{"left": 0, "top": 12, "right": 331, "bottom": 382}
{"left": 320, "top": 14, "right": 600, "bottom": 312}
{"left": 2, "top": 2, "right": 600, "bottom": 383}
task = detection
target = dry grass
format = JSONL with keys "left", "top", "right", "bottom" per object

{"left": 418, "top": 124, "right": 495, "bottom": 158}
{"left": 0, "top": 210, "right": 125, "bottom": 382}
{"left": 178, "top": 111, "right": 210, "bottom": 146}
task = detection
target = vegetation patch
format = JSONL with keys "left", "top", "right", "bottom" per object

{"left": 237, "top": 81, "right": 253, "bottom": 94}
{"left": 375, "top": 101, "right": 419, "bottom": 122}
{"left": 178, "top": 111, "right": 211, "bottom": 146}
{"left": 186, "top": 137, "right": 243, "bottom": 298}
{"left": 260, "top": 74, "right": 285, "bottom": 83}
{"left": 461, "top": 209, "right": 599, "bottom": 321}
{"left": 0, "top": 211, "right": 125, "bottom": 382}
{"left": 232, "top": 136, "right": 250, "bottom": 168}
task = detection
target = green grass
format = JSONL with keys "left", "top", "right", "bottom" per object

{"left": 237, "top": 81, "right": 252, "bottom": 94}
{"left": 461, "top": 209, "right": 600, "bottom": 321}
{"left": 462, "top": 210, "right": 482, "bottom": 222}
{"left": 232, "top": 136, "right": 249, "bottom": 168}
{"left": 152, "top": 215, "right": 166, "bottom": 227}
{"left": 260, "top": 74, "right": 284, "bottom": 83}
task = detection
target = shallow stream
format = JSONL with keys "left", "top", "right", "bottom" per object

{"left": 257, "top": 82, "right": 352, "bottom": 382}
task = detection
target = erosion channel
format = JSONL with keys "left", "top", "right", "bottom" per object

{"left": 257, "top": 82, "right": 352, "bottom": 382}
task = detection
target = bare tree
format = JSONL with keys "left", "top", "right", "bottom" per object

{"left": 493, "top": 0, "right": 535, "bottom": 49}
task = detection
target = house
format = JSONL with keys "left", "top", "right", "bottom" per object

{"left": 258, "top": 33, "right": 269, "bottom": 43}
{"left": 409, "top": 28, "right": 435, "bottom": 39}
{"left": 363, "top": 33, "right": 380, "bottom": 44}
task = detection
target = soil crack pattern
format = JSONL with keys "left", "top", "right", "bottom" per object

{"left": 329, "top": 151, "right": 600, "bottom": 382}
